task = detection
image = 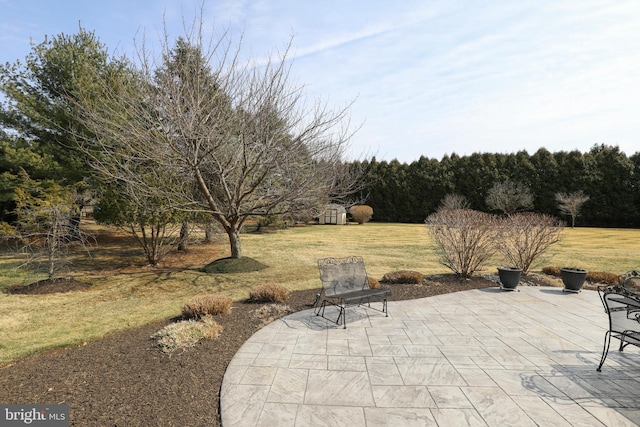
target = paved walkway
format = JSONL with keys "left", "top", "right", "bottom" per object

{"left": 220, "top": 287, "right": 640, "bottom": 426}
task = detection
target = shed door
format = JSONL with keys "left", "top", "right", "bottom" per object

{"left": 324, "top": 209, "right": 338, "bottom": 224}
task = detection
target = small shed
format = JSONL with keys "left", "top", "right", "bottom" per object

{"left": 318, "top": 204, "right": 347, "bottom": 225}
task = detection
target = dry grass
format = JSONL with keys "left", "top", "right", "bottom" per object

{"left": 248, "top": 283, "right": 290, "bottom": 303}
{"left": 151, "top": 316, "right": 223, "bottom": 354}
{"left": 182, "top": 293, "right": 233, "bottom": 319}
{"left": 0, "top": 221, "right": 639, "bottom": 365}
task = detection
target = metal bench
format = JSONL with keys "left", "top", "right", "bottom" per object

{"left": 597, "top": 270, "right": 640, "bottom": 371}
{"left": 314, "top": 256, "right": 391, "bottom": 328}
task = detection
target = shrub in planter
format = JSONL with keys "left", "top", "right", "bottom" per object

{"left": 248, "top": 283, "right": 290, "bottom": 303}
{"left": 182, "top": 293, "right": 232, "bottom": 319}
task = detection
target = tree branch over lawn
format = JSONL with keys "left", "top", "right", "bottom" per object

{"left": 69, "top": 14, "right": 361, "bottom": 259}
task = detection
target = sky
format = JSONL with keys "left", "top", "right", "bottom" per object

{"left": 1, "top": 0, "right": 639, "bottom": 163}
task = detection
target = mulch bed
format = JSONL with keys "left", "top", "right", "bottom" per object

{"left": 0, "top": 274, "right": 555, "bottom": 426}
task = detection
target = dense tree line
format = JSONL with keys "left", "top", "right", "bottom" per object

{"left": 353, "top": 145, "right": 640, "bottom": 227}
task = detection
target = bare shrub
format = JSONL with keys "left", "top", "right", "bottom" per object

{"left": 381, "top": 271, "right": 424, "bottom": 284}
{"left": 498, "top": 213, "right": 564, "bottom": 274}
{"left": 248, "top": 283, "right": 290, "bottom": 303}
{"left": 151, "top": 316, "right": 223, "bottom": 354}
{"left": 349, "top": 205, "right": 374, "bottom": 224}
{"left": 426, "top": 209, "right": 500, "bottom": 278}
{"left": 182, "top": 293, "right": 232, "bottom": 319}
{"left": 368, "top": 276, "right": 380, "bottom": 289}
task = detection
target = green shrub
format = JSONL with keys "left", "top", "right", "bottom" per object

{"left": 248, "top": 283, "right": 290, "bottom": 303}
{"left": 381, "top": 270, "right": 424, "bottom": 284}
{"left": 182, "top": 293, "right": 232, "bottom": 319}
{"left": 151, "top": 316, "right": 223, "bottom": 354}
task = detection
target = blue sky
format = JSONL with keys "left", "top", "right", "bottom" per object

{"left": 2, "top": 1, "right": 639, "bottom": 163}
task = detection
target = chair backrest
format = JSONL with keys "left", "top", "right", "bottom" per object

{"left": 599, "top": 286, "right": 640, "bottom": 346}
{"left": 317, "top": 256, "right": 368, "bottom": 297}
{"left": 621, "top": 270, "right": 640, "bottom": 289}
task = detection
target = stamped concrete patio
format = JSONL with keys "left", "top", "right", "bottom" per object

{"left": 220, "top": 286, "right": 640, "bottom": 426}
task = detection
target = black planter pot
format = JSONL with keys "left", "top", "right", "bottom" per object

{"left": 561, "top": 268, "right": 587, "bottom": 293}
{"left": 498, "top": 267, "right": 522, "bottom": 290}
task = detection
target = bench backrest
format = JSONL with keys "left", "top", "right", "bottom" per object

{"left": 318, "top": 256, "right": 368, "bottom": 297}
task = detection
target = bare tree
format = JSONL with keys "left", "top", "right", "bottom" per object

{"left": 425, "top": 209, "right": 500, "bottom": 278}
{"left": 555, "top": 191, "right": 590, "bottom": 228}
{"left": 485, "top": 180, "right": 533, "bottom": 214}
{"left": 437, "top": 193, "right": 471, "bottom": 211}
{"left": 69, "top": 14, "right": 360, "bottom": 259}
{"left": 498, "top": 213, "right": 564, "bottom": 274}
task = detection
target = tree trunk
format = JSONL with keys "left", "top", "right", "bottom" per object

{"left": 69, "top": 215, "right": 81, "bottom": 240}
{"left": 178, "top": 221, "right": 189, "bottom": 251}
{"left": 226, "top": 227, "right": 242, "bottom": 258}
{"left": 203, "top": 222, "right": 213, "bottom": 243}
